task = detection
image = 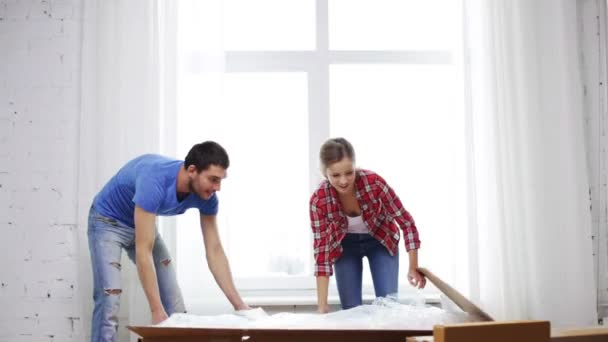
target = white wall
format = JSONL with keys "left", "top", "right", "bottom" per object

{"left": 579, "top": 0, "right": 608, "bottom": 322}
{"left": 0, "top": 0, "right": 84, "bottom": 341}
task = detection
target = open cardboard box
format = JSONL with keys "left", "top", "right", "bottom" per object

{"left": 407, "top": 320, "right": 551, "bottom": 342}
{"left": 551, "top": 326, "right": 608, "bottom": 342}
{"left": 129, "top": 268, "right": 496, "bottom": 341}
{"left": 406, "top": 324, "right": 608, "bottom": 342}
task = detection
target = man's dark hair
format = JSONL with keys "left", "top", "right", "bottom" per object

{"left": 184, "top": 141, "right": 230, "bottom": 172}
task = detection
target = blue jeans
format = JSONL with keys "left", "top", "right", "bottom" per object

{"left": 88, "top": 207, "right": 185, "bottom": 342}
{"left": 334, "top": 233, "right": 399, "bottom": 310}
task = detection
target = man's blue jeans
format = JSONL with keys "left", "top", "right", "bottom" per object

{"left": 334, "top": 233, "right": 399, "bottom": 310}
{"left": 87, "top": 206, "right": 185, "bottom": 342}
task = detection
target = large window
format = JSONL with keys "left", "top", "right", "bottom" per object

{"left": 173, "top": 0, "right": 467, "bottom": 303}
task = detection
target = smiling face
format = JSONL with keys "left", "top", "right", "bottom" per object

{"left": 325, "top": 157, "right": 356, "bottom": 195}
{"left": 187, "top": 164, "right": 226, "bottom": 200}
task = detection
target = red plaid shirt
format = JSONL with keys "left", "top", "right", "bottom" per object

{"left": 309, "top": 169, "right": 420, "bottom": 277}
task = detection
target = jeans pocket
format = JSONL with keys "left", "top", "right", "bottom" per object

{"left": 97, "top": 216, "right": 119, "bottom": 227}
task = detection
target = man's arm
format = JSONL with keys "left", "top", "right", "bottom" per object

{"left": 134, "top": 206, "right": 168, "bottom": 324}
{"left": 200, "top": 214, "right": 249, "bottom": 311}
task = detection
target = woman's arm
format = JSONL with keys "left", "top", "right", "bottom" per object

{"left": 407, "top": 249, "right": 426, "bottom": 289}
{"left": 375, "top": 174, "right": 425, "bottom": 288}
{"left": 316, "top": 276, "right": 330, "bottom": 313}
{"left": 310, "top": 194, "right": 334, "bottom": 312}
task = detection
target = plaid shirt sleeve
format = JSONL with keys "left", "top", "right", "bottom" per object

{"left": 375, "top": 175, "right": 421, "bottom": 251}
{"left": 310, "top": 192, "right": 333, "bottom": 277}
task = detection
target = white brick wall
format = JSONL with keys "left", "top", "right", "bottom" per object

{"left": 0, "top": 0, "right": 84, "bottom": 341}
{"left": 579, "top": 0, "right": 608, "bottom": 322}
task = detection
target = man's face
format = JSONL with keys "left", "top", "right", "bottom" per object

{"left": 188, "top": 164, "right": 226, "bottom": 199}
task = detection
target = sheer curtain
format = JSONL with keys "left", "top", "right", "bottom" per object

{"left": 462, "top": 0, "right": 597, "bottom": 327}
{"left": 77, "top": 0, "right": 175, "bottom": 340}
{"left": 172, "top": 0, "right": 233, "bottom": 314}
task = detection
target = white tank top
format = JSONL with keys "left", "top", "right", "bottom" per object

{"left": 347, "top": 215, "right": 369, "bottom": 234}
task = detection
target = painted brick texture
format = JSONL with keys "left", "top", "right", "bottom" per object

{"left": 0, "top": 0, "right": 83, "bottom": 341}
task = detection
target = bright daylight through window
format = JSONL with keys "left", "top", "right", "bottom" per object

{"left": 172, "top": 0, "right": 466, "bottom": 302}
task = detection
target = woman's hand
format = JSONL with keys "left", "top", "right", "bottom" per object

{"left": 407, "top": 268, "right": 427, "bottom": 289}
{"left": 152, "top": 308, "right": 169, "bottom": 325}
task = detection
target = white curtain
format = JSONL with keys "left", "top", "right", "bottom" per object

{"left": 462, "top": 0, "right": 597, "bottom": 327}
{"left": 77, "top": 0, "right": 175, "bottom": 340}
{"left": 173, "top": 0, "right": 232, "bottom": 315}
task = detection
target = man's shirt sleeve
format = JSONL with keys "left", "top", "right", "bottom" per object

{"left": 133, "top": 175, "right": 164, "bottom": 214}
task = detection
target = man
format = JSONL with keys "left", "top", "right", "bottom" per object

{"left": 87, "top": 141, "right": 249, "bottom": 342}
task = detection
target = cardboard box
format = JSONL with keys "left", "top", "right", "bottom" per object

{"left": 418, "top": 268, "right": 492, "bottom": 322}
{"left": 129, "top": 268, "right": 492, "bottom": 342}
{"left": 433, "top": 320, "right": 550, "bottom": 342}
{"left": 551, "top": 326, "right": 608, "bottom": 342}
{"left": 130, "top": 326, "right": 431, "bottom": 342}
{"left": 406, "top": 336, "right": 434, "bottom": 342}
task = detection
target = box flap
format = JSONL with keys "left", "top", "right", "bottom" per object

{"left": 433, "top": 320, "right": 550, "bottom": 342}
{"left": 556, "top": 327, "right": 608, "bottom": 337}
{"left": 418, "top": 268, "right": 493, "bottom": 321}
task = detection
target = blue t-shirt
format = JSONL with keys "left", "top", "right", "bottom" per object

{"left": 93, "top": 154, "right": 218, "bottom": 227}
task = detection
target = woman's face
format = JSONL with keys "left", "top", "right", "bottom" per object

{"left": 325, "top": 157, "right": 356, "bottom": 195}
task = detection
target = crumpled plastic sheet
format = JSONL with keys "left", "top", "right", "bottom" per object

{"left": 157, "top": 294, "right": 475, "bottom": 331}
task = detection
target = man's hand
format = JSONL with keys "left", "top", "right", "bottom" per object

{"left": 200, "top": 214, "right": 249, "bottom": 312}
{"left": 407, "top": 268, "right": 427, "bottom": 289}
{"left": 235, "top": 303, "right": 252, "bottom": 311}
{"left": 235, "top": 306, "right": 269, "bottom": 320}
{"left": 151, "top": 308, "right": 169, "bottom": 325}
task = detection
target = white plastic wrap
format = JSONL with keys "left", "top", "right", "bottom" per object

{"left": 158, "top": 295, "right": 474, "bottom": 331}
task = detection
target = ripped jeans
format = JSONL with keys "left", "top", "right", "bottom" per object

{"left": 87, "top": 206, "right": 185, "bottom": 342}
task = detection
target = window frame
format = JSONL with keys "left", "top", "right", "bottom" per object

{"left": 222, "top": 0, "right": 456, "bottom": 300}
{"left": 169, "top": 0, "right": 461, "bottom": 302}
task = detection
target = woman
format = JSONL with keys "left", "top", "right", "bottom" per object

{"left": 310, "top": 137, "right": 426, "bottom": 313}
